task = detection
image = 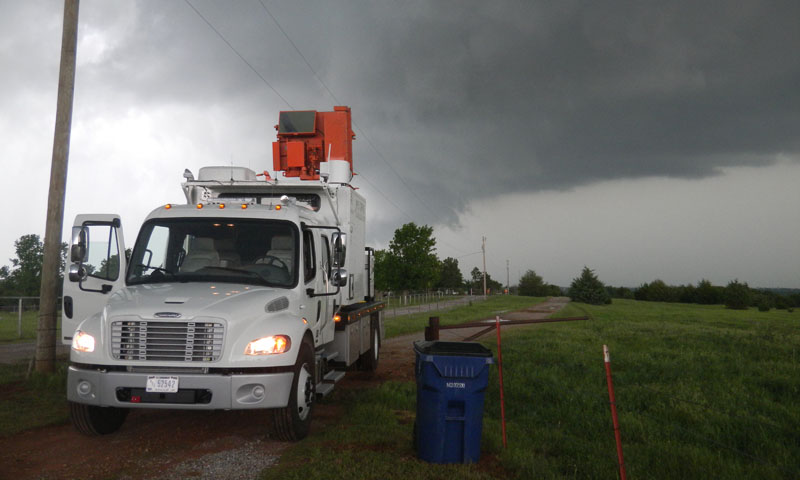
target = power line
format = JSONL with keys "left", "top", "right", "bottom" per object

{"left": 189, "top": 2, "right": 476, "bottom": 255}
{"left": 256, "top": 0, "right": 340, "bottom": 105}
{"left": 353, "top": 170, "right": 414, "bottom": 223}
{"left": 254, "top": 0, "right": 452, "bottom": 230}
{"left": 184, "top": 0, "right": 293, "bottom": 109}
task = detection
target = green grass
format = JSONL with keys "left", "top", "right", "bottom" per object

{"left": 384, "top": 296, "right": 546, "bottom": 338}
{"left": 268, "top": 299, "right": 800, "bottom": 479}
{"left": 0, "top": 360, "right": 69, "bottom": 436}
{"left": 0, "top": 310, "right": 62, "bottom": 343}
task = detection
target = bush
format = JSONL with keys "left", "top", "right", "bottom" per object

{"left": 568, "top": 267, "right": 611, "bottom": 305}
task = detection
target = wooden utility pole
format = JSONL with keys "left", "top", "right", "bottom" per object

{"left": 36, "top": 0, "right": 80, "bottom": 373}
{"left": 481, "top": 236, "right": 487, "bottom": 299}
{"left": 506, "top": 259, "right": 510, "bottom": 294}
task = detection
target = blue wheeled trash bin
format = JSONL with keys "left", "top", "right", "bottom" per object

{"left": 413, "top": 340, "right": 493, "bottom": 464}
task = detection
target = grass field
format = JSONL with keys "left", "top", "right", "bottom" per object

{"left": 0, "top": 310, "right": 62, "bottom": 343}
{"left": 0, "top": 361, "right": 69, "bottom": 437}
{"left": 269, "top": 299, "right": 800, "bottom": 479}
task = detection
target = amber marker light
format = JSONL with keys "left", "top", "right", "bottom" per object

{"left": 275, "top": 205, "right": 282, "bottom": 211}
{"left": 164, "top": 204, "right": 172, "bottom": 209}
{"left": 334, "top": 314, "right": 342, "bottom": 323}
{"left": 218, "top": 203, "right": 226, "bottom": 209}
{"left": 196, "top": 203, "right": 203, "bottom": 209}
{"left": 241, "top": 204, "right": 248, "bottom": 209}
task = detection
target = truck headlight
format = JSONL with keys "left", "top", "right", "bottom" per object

{"left": 72, "top": 331, "right": 96, "bottom": 353}
{"left": 244, "top": 335, "right": 291, "bottom": 355}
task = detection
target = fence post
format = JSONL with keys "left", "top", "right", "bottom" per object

{"left": 496, "top": 316, "right": 508, "bottom": 448}
{"left": 18, "top": 297, "right": 23, "bottom": 339}
{"left": 604, "top": 345, "right": 627, "bottom": 480}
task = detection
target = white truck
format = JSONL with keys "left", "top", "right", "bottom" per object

{"left": 62, "top": 106, "right": 384, "bottom": 441}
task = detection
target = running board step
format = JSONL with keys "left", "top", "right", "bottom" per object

{"left": 323, "top": 370, "right": 346, "bottom": 384}
{"left": 316, "top": 382, "right": 335, "bottom": 398}
{"left": 321, "top": 350, "right": 339, "bottom": 362}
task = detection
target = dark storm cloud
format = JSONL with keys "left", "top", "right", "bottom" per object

{"left": 306, "top": 0, "right": 800, "bottom": 217}
{"left": 20, "top": 0, "right": 798, "bottom": 228}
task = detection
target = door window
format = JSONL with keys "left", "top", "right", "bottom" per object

{"left": 321, "top": 235, "right": 331, "bottom": 284}
{"left": 84, "top": 224, "right": 121, "bottom": 281}
{"left": 303, "top": 230, "right": 316, "bottom": 284}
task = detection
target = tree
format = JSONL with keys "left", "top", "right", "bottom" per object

{"left": 469, "top": 266, "right": 502, "bottom": 294}
{"left": 636, "top": 279, "right": 678, "bottom": 303}
{"left": 0, "top": 234, "right": 68, "bottom": 296}
{"left": 518, "top": 269, "right": 560, "bottom": 297}
{"left": 568, "top": 266, "right": 611, "bottom": 305}
{"left": 373, "top": 249, "right": 391, "bottom": 292}
{"left": 695, "top": 279, "right": 722, "bottom": 305}
{"left": 437, "top": 257, "right": 463, "bottom": 291}
{"left": 381, "top": 223, "right": 440, "bottom": 291}
{"left": 724, "top": 279, "right": 751, "bottom": 310}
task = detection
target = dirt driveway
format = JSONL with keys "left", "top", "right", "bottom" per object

{"left": 0, "top": 297, "right": 568, "bottom": 480}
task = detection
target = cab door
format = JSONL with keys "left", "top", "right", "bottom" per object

{"left": 61, "top": 214, "right": 126, "bottom": 345}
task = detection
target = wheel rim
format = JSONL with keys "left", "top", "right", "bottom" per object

{"left": 296, "top": 363, "right": 313, "bottom": 421}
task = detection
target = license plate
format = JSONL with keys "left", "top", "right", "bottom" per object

{"left": 146, "top": 376, "right": 179, "bottom": 393}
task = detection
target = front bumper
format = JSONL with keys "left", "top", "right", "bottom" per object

{"left": 67, "top": 365, "right": 293, "bottom": 410}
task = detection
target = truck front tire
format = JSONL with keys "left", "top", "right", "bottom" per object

{"left": 271, "top": 340, "right": 315, "bottom": 441}
{"left": 69, "top": 401, "right": 128, "bottom": 435}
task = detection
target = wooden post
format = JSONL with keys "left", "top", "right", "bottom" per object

{"left": 496, "top": 316, "right": 507, "bottom": 447}
{"left": 36, "top": 0, "right": 80, "bottom": 373}
{"left": 424, "top": 316, "right": 440, "bottom": 341}
{"left": 18, "top": 298, "right": 23, "bottom": 339}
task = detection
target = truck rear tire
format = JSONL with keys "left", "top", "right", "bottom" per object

{"left": 360, "top": 321, "right": 380, "bottom": 372}
{"left": 69, "top": 401, "right": 128, "bottom": 435}
{"left": 271, "top": 340, "right": 315, "bottom": 441}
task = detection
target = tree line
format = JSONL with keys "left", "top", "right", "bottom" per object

{"left": 3, "top": 230, "right": 797, "bottom": 313}
{"left": 608, "top": 278, "right": 800, "bottom": 311}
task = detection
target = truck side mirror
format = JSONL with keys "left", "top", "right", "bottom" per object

{"left": 331, "top": 268, "right": 348, "bottom": 287}
{"left": 68, "top": 263, "right": 88, "bottom": 282}
{"left": 70, "top": 226, "right": 88, "bottom": 263}
{"left": 331, "top": 232, "right": 347, "bottom": 267}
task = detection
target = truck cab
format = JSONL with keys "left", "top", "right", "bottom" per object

{"left": 62, "top": 108, "right": 384, "bottom": 440}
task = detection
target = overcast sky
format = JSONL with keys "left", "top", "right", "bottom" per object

{"left": 1, "top": 0, "right": 798, "bottom": 289}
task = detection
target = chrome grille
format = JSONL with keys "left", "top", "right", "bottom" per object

{"left": 111, "top": 320, "right": 224, "bottom": 362}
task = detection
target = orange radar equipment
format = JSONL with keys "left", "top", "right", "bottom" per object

{"left": 272, "top": 106, "right": 354, "bottom": 181}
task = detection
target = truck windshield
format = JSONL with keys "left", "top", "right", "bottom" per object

{"left": 127, "top": 218, "right": 299, "bottom": 288}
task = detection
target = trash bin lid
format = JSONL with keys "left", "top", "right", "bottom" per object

{"left": 413, "top": 340, "right": 492, "bottom": 357}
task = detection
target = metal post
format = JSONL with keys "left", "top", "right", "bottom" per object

{"left": 18, "top": 298, "right": 23, "bottom": 339}
{"left": 604, "top": 345, "right": 627, "bottom": 480}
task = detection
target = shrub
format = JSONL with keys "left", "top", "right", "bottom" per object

{"left": 568, "top": 267, "right": 611, "bottom": 305}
